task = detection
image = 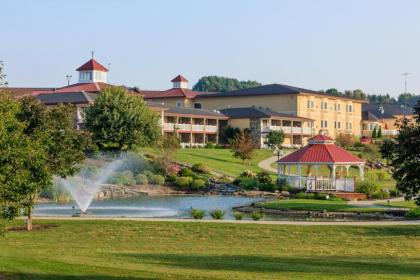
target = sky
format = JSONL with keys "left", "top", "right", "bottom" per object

{"left": 1, "top": 0, "right": 419, "bottom": 96}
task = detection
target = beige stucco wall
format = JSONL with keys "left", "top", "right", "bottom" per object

{"left": 296, "top": 95, "right": 363, "bottom": 137}
{"left": 145, "top": 97, "right": 190, "bottom": 108}
{"left": 227, "top": 118, "right": 250, "bottom": 130}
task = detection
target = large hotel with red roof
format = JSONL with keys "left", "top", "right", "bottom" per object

{"left": 8, "top": 57, "right": 414, "bottom": 148}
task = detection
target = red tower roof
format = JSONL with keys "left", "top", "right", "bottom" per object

{"left": 279, "top": 133, "right": 364, "bottom": 164}
{"left": 171, "top": 75, "right": 188, "bottom": 82}
{"left": 76, "top": 59, "right": 109, "bottom": 72}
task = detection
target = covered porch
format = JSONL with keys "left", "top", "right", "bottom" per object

{"left": 278, "top": 133, "right": 365, "bottom": 193}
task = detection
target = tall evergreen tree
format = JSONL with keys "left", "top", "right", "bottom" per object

{"left": 193, "top": 76, "right": 261, "bottom": 92}
{"left": 371, "top": 126, "right": 377, "bottom": 138}
{"left": 377, "top": 126, "right": 383, "bottom": 138}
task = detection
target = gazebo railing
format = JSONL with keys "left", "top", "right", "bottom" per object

{"left": 282, "top": 175, "right": 355, "bottom": 192}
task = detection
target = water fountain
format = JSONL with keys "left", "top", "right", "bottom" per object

{"left": 56, "top": 160, "right": 123, "bottom": 213}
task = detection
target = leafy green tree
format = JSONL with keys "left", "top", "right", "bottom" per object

{"left": 230, "top": 130, "right": 257, "bottom": 163}
{"left": 371, "top": 126, "right": 377, "bottom": 138}
{"left": 398, "top": 93, "right": 419, "bottom": 108}
{"left": 0, "top": 94, "right": 51, "bottom": 230}
{"left": 192, "top": 76, "right": 261, "bottom": 92}
{"left": 380, "top": 100, "right": 420, "bottom": 205}
{"left": 267, "top": 130, "right": 285, "bottom": 148}
{"left": 377, "top": 126, "right": 382, "bottom": 138}
{"left": 220, "top": 125, "right": 241, "bottom": 144}
{"left": 85, "top": 87, "right": 160, "bottom": 151}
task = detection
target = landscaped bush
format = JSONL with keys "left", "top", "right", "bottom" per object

{"left": 79, "top": 165, "right": 100, "bottom": 179}
{"left": 191, "top": 208, "right": 205, "bottom": 219}
{"left": 204, "top": 142, "right": 215, "bottom": 149}
{"left": 405, "top": 208, "right": 420, "bottom": 219}
{"left": 135, "top": 174, "right": 148, "bottom": 185}
{"left": 108, "top": 171, "right": 135, "bottom": 185}
{"left": 239, "top": 170, "right": 256, "bottom": 178}
{"left": 233, "top": 211, "right": 243, "bottom": 220}
{"left": 191, "top": 163, "right": 211, "bottom": 174}
{"left": 389, "top": 189, "right": 399, "bottom": 197}
{"left": 258, "top": 183, "right": 277, "bottom": 192}
{"left": 142, "top": 170, "right": 155, "bottom": 181}
{"left": 256, "top": 172, "right": 272, "bottom": 184}
{"left": 166, "top": 174, "right": 177, "bottom": 183}
{"left": 217, "top": 175, "right": 232, "bottom": 184}
{"left": 357, "top": 179, "right": 381, "bottom": 197}
{"left": 178, "top": 167, "right": 196, "bottom": 177}
{"left": 251, "top": 211, "right": 264, "bottom": 221}
{"left": 191, "top": 178, "right": 207, "bottom": 190}
{"left": 210, "top": 209, "right": 225, "bottom": 220}
{"left": 175, "top": 176, "right": 193, "bottom": 188}
{"left": 120, "top": 153, "right": 149, "bottom": 175}
{"left": 238, "top": 177, "right": 259, "bottom": 190}
{"left": 152, "top": 174, "right": 165, "bottom": 185}
{"left": 371, "top": 191, "right": 390, "bottom": 199}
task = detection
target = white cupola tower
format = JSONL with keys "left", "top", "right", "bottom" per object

{"left": 171, "top": 75, "right": 188, "bottom": 89}
{"left": 76, "top": 58, "right": 109, "bottom": 83}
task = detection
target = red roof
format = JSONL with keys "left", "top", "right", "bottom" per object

{"left": 76, "top": 59, "right": 109, "bottom": 72}
{"left": 31, "top": 83, "right": 141, "bottom": 96}
{"left": 171, "top": 75, "right": 188, "bottom": 82}
{"left": 141, "top": 88, "right": 199, "bottom": 99}
{"left": 279, "top": 133, "right": 364, "bottom": 164}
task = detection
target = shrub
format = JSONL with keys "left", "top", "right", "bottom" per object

{"left": 251, "top": 211, "right": 264, "bottom": 221}
{"left": 405, "top": 208, "right": 420, "bottom": 219}
{"left": 353, "top": 141, "right": 364, "bottom": 148}
{"left": 335, "top": 132, "right": 355, "bottom": 148}
{"left": 166, "top": 174, "right": 177, "bottom": 183}
{"left": 217, "top": 175, "right": 232, "bottom": 184}
{"left": 258, "top": 183, "right": 277, "bottom": 192}
{"left": 178, "top": 167, "right": 196, "bottom": 177}
{"left": 153, "top": 174, "right": 165, "bottom": 185}
{"left": 142, "top": 170, "right": 155, "bottom": 181}
{"left": 204, "top": 142, "right": 215, "bottom": 149}
{"left": 175, "top": 176, "right": 193, "bottom": 188}
{"left": 210, "top": 209, "right": 225, "bottom": 220}
{"left": 191, "top": 163, "right": 212, "bottom": 174}
{"left": 239, "top": 177, "right": 259, "bottom": 190}
{"left": 233, "top": 211, "right": 243, "bottom": 220}
{"left": 389, "top": 189, "right": 399, "bottom": 197}
{"left": 135, "top": 174, "right": 148, "bottom": 185}
{"left": 108, "top": 171, "right": 135, "bottom": 185}
{"left": 372, "top": 191, "right": 390, "bottom": 199}
{"left": 357, "top": 179, "right": 380, "bottom": 197}
{"left": 191, "top": 208, "right": 205, "bottom": 219}
{"left": 239, "top": 170, "right": 256, "bottom": 178}
{"left": 119, "top": 153, "right": 149, "bottom": 175}
{"left": 256, "top": 172, "right": 273, "bottom": 184}
{"left": 294, "top": 192, "right": 329, "bottom": 200}
{"left": 191, "top": 178, "right": 207, "bottom": 190}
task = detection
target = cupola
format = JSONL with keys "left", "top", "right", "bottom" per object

{"left": 76, "top": 58, "right": 108, "bottom": 83}
{"left": 171, "top": 75, "right": 188, "bottom": 89}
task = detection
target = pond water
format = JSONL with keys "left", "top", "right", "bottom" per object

{"left": 34, "top": 195, "right": 263, "bottom": 219}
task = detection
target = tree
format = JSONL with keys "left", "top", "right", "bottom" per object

{"left": 371, "top": 126, "right": 377, "bottom": 138}
{"left": 15, "top": 97, "right": 89, "bottom": 229}
{"left": 380, "top": 100, "right": 420, "bottom": 205}
{"left": 192, "top": 76, "right": 261, "bottom": 92}
{"left": 267, "top": 130, "right": 285, "bottom": 149}
{"left": 0, "top": 94, "right": 51, "bottom": 230}
{"left": 377, "top": 126, "right": 382, "bottom": 138}
{"left": 335, "top": 132, "right": 355, "bottom": 148}
{"left": 85, "top": 87, "right": 160, "bottom": 151}
{"left": 220, "top": 125, "right": 241, "bottom": 144}
{"left": 230, "top": 130, "right": 257, "bottom": 163}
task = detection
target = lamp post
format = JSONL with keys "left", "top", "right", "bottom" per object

{"left": 274, "top": 147, "right": 284, "bottom": 185}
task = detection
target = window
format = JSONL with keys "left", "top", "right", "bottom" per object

{"left": 307, "top": 100, "right": 315, "bottom": 109}
{"left": 193, "top": 103, "right": 202, "bottom": 109}
{"left": 346, "top": 122, "right": 353, "bottom": 130}
{"left": 346, "top": 104, "right": 353, "bottom": 112}
{"left": 176, "top": 101, "right": 182, "bottom": 108}
{"left": 334, "top": 103, "right": 341, "bottom": 111}
{"left": 334, "top": 121, "right": 341, "bottom": 129}
{"left": 321, "top": 120, "right": 328, "bottom": 128}
{"left": 321, "top": 102, "right": 328, "bottom": 110}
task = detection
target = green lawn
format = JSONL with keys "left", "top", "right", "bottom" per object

{"left": 144, "top": 147, "right": 275, "bottom": 177}
{"left": 375, "top": 200, "right": 418, "bottom": 209}
{"left": 0, "top": 220, "right": 419, "bottom": 279}
{"left": 259, "top": 199, "right": 391, "bottom": 213}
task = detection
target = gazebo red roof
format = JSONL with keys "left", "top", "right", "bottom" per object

{"left": 171, "top": 75, "right": 188, "bottom": 82}
{"left": 279, "top": 133, "right": 364, "bottom": 164}
{"left": 76, "top": 59, "right": 109, "bottom": 72}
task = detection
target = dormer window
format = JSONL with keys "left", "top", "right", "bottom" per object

{"left": 171, "top": 75, "right": 189, "bottom": 89}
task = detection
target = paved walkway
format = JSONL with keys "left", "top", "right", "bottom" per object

{"left": 258, "top": 156, "right": 278, "bottom": 173}
{"left": 31, "top": 216, "right": 420, "bottom": 226}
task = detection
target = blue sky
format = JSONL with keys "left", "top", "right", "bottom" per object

{"left": 2, "top": 0, "right": 419, "bottom": 96}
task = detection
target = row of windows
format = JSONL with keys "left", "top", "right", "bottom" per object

{"left": 321, "top": 120, "right": 353, "bottom": 130}
{"left": 306, "top": 100, "right": 353, "bottom": 112}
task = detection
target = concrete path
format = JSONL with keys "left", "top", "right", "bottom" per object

{"left": 347, "top": 196, "right": 405, "bottom": 206}
{"left": 31, "top": 216, "right": 420, "bottom": 226}
{"left": 258, "top": 156, "right": 278, "bottom": 173}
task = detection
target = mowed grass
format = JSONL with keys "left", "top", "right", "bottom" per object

{"left": 376, "top": 200, "right": 418, "bottom": 209}
{"left": 1, "top": 220, "right": 420, "bottom": 280}
{"left": 259, "top": 199, "right": 391, "bottom": 213}
{"left": 143, "top": 147, "right": 274, "bottom": 177}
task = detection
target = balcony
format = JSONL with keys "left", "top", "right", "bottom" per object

{"left": 265, "top": 126, "right": 313, "bottom": 135}
{"left": 163, "top": 122, "right": 218, "bottom": 133}
{"left": 361, "top": 129, "right": 398, "bottom": 137}
{"left": 204, "top": 125, "right": 218, "bottom": 132}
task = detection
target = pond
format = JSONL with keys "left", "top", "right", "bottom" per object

{"left": 34, "top": 195, "right": 263, "bottom": 219}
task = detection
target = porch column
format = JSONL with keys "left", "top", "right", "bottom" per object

{"left": 216, "top": 119, "right": 219, "bottom": 144}
{"left": 297, "top": 164, "right": 302, "bottom": 188}
{"left": 314, "top": 164, "right": 319, "bottom": 177}
{"left": 287, "top": 165, "right": 291, "bottom": 176}
{"left": 345, "top": 165, "right": 350, "bottom": 177}
{"left": 190, "top": 117, "right": 193, "bottom": 147}
{"left": 358, "top": 164, "right": 365, "bottom": 181}
{"left": 332, "top": 164, "right": 336, "bottom": 190}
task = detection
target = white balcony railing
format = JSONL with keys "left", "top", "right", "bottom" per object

{"left": 266, "top": 126, "right": 312, "bottom": 135}
{"left": 163, "top": 123, "right": 218, "bottom": 133}
{"left": 176, "top": 123, "right": 191, "bottom": 130}
{"left": 204, "top": 125, "right": 218, "bottom": 132}
{"left": 192, "top": 124, "right": 204, "bottom": 131}
{"left": 163, "top": 123, "right": 175, "bottom": 130}
{"left": 362, "top": 129, "right": 399, "bottom": 137}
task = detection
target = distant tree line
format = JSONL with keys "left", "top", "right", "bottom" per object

{"left": 192, "top": 76, "right": 261, "bottom": 92}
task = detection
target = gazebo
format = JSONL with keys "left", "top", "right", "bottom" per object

{"left": 277, "top": 132, "right": 365, "bottom": 192}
